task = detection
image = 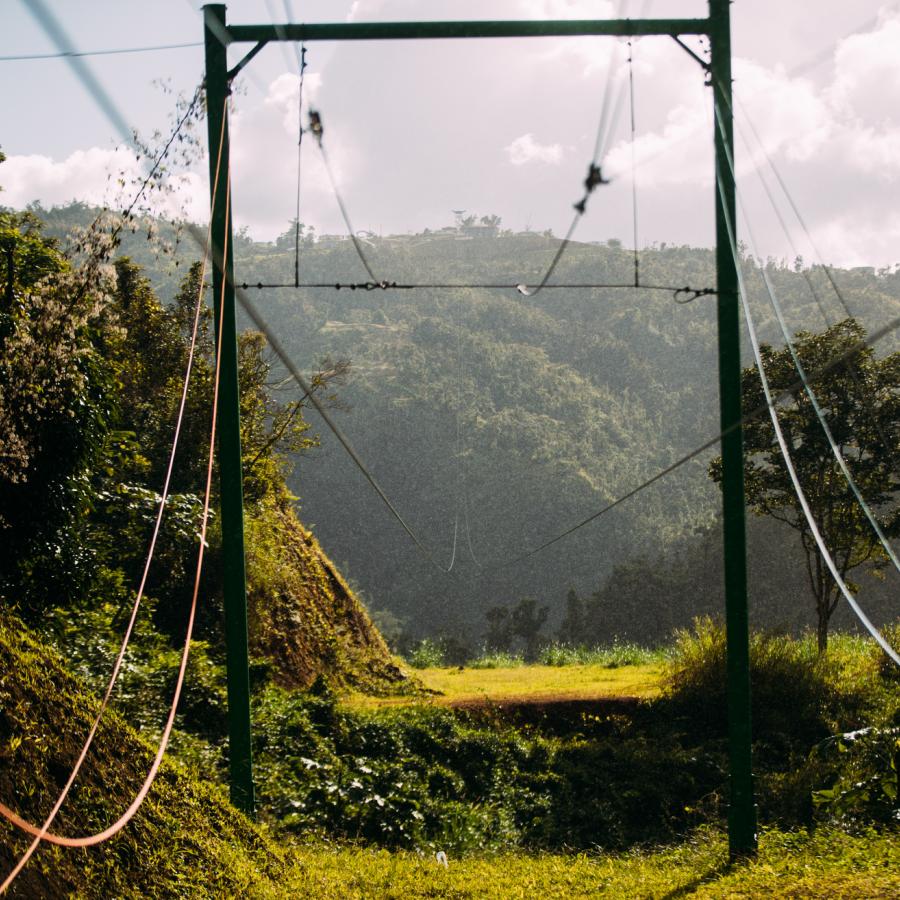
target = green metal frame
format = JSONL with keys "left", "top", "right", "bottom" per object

{"left": 202, "top": 0, "right": 757, "bottom": 856}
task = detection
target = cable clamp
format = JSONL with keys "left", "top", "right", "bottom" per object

{"left": 574, "top": 163, "right": 610, "bottom": 213}
{"left": 308, "top": 109, "right": 324, "bottom": 144}
{"left": 673, "top": 286, "right": 717, "bottom": 304}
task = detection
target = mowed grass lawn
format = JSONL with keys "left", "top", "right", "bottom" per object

{"left": 347, "top": 662, "right": 663, "bottom": 708}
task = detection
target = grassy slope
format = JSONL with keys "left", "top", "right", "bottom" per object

{"left": 0, "top": 615, "right": 290, "bottom": 898}
{"left": 245, "top": 498, "right": 415, "bottom": 694}
{"left": 1, "top": 618, "right": 896, "bottom": 897}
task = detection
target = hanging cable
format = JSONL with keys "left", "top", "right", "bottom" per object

{"left": 733, "top": 153, "right": 900, "bottom": 580}
{"left": 628, "top": 39, "right": 640, "bottom": 288}
{"left": 307, "top": 109, "right": 381, "bottom": 284}
{"left": 710, "top": 103, "right": 900, "bottom": 665}
{"left": 732, "top": 95, "right": 900, "bottom": 473}
{"left": 0, "top": 102, "right": 228, "bottom": 890}
{"left": 293, "top": 43, "right": 307, "bottom": 288}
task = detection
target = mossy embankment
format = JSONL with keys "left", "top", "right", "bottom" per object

{"left": 245, "top": 498, "right": 413, "bottom": 694}
{"left": 0, "top": 614, "right": 290, "bottom": 898}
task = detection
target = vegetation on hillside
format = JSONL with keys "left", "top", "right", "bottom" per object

{"left": 3, "top": 200, "right": 897, "bottom": 894}
{"left": 0, "top": 204, "right": 407, "bottom": 705}
{"left": 28, "top": 203, "right": 900, "bottom": 655}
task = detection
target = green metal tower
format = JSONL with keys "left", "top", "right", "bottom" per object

{"left": 202, "top": 0, "right": 756, "bottom": 856}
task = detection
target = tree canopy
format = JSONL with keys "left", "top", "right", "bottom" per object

{"left": 711, "top": 318, "right": 900, "bottom": 650}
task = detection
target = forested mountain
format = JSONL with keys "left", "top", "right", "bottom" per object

{"left": 33, "top": 203, "right": 900, "bottom": 649}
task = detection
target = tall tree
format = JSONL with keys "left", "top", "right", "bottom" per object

{"left": 710, "top": 318, "right": 900, "bottom": 651}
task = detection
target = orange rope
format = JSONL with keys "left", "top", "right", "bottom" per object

{"left": 0, "top": 103, "right": 229, "bottom": 888}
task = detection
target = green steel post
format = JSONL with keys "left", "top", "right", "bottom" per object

{"left": 709, "top": 0, "right": 757, "bottom": 858}
{"left": 203, "top": 3, "right": 255, "bottom": 815}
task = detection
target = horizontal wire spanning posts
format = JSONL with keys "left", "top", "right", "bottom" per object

{"left": 224, "top": 19, "right": 709, "bottom": 44}
{"left": 236, "top": 280, "right": 717, "bottom": 298}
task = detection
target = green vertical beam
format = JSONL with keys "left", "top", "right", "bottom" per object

{"left": 203, "top": 2, "right": 255, "bottom": 815}
{"left": 709, "top": 0, "right": 757, "bottom": 859}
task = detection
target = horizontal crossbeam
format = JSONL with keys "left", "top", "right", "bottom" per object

{"left": 224, "top": 19, "right": 709, "bottom": 44}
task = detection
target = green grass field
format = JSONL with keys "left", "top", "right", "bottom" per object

{"left": 272, "top": 825, "right": 899, "bottom": 898}
{"left": 347, "top": 662, "right": 663, "bottom": 708}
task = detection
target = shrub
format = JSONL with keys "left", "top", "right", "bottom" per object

{"left": 661, "top": 618, "right": 870, "bottom": 756}
{"left": 538, "top": 641, "right": 663, "bottom": 667}
{"left": 406, "top": 638, "right": 445, "bottom": 669}
{"left": 812, "top": 726, "right": 900, "bottom": 826}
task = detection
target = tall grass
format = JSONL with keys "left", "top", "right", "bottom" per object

{"left": 458, "top": 642, "right": 664, "bottom": 669}
{"left": 538, "top": 641, "right": 666, "bottom": 668}
{"left": 466, "top": 651, "right": 525, "bottom": 669}
{"left": 662, "top": 618, "right": 885, "bottom": 747}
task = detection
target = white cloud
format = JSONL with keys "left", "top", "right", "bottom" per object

{"left": 0, "top": 146, "right": 207, "bottom": 222}
{"left": 263, "top": 71, "right": 324, "bottom": 135}
{"left": 810, "top": 208, "right": 900, "bottom": 268}
{"left": 505, "top": 133, "right": 564, "bottom": 165}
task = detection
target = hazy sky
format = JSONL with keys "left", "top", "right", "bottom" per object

{"left": 3, "top": 1, "right": 900, "bottom": 267}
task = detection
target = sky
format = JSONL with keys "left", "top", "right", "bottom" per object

{"left": 3, "top": 1, "right": 900, "bottom": 268}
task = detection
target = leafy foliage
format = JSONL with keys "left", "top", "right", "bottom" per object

{"left": 710, "top": 318, "right": 900, "bottom": 649}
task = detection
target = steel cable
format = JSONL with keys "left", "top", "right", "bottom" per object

{"left": 711, "top": 103, "right": 900, "bottom": 664}
{"left": 734, "top": 162, "right": 900, "bottom": 580}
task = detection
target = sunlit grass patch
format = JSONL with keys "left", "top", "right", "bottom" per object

{"left": 347, "top": 663, "right": 663, "bottom": 708}
{"left": 279, "top": 826, "right": 900, "bottom": 899}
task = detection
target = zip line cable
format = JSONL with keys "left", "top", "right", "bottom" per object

{"left": 711, "top": 105, "right": 900, "bottom": 665}
{"left": 731, "top": 96, "right": 900, "bottom": 474}
{"left": 293, "top": 42, "right": 307, "bottom": 287}
{"left": 264, "top": 0, "right": 297, "bottom": 71}
{"left": 726, "top": 211, "right": 900, "bottom": 666}
{"left": 732, "top": 145, "right": 900, "bottom": 580}
{"left": 0, "top": 106, "right": 227, "bottom": 890}
{"left": 0, "top": 40, "right": 202, "bottom": 62}
{"left": 628, "top": 40, "right": 640, "bottom": 287}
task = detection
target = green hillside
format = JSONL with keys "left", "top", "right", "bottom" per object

{"left": 31, "top": 204, "right": 900, "bottom": 651}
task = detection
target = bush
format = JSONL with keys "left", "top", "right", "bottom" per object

{"left": 812, "top": 726, "right": 900, "bottom": 826}
{"left": 250, "top": 686, "right": 553, "bottom": 852}
{"left": 406, "top": 639, "right": 446, "bottom": 669}
{"left": 662, "top": 618, "right": 871, "bottom": 756}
